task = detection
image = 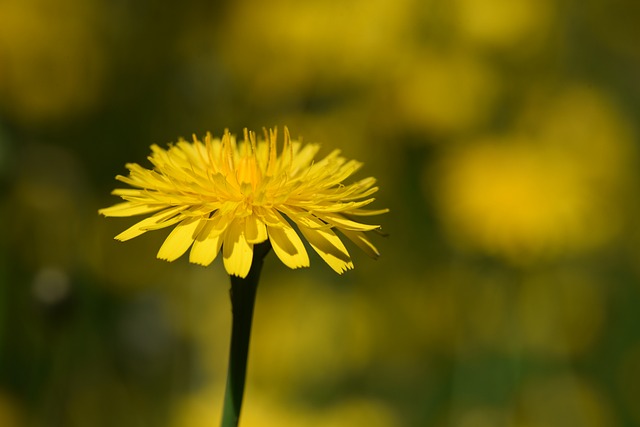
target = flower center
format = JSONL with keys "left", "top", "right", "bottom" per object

{"left": 236, "top": 155, "right": 261, "bottom": 190}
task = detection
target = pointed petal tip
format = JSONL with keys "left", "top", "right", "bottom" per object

{"left": 189, "top": 258, "right": 212, "bottom": 267}
{"left": 228, "top": 269, "right": 250, "bottom": 279}
{"left": 337, "top": 263, "right": 355, "bottom": 274}
{"left": 113, "top": 231, "right": 133, "bottom": 241}
{"left": 157, "top": 246, "right": 183, "bottom": 262}
{"left": 289, "top": 260, "right": 311, "bottom": 270}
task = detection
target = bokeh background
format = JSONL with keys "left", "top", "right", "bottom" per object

{"left": 2, "top": 0, "right": 640, "bottom": 426}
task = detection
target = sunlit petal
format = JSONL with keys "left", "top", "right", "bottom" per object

{"left": 296, "top": 217, "right": 353, "bottom": 274}
{"left": 245, "top": 215, "right": 268, "bottom": 243}
{"left": 268, "top": 222, "right": 310, "bottom": 269}
{"left": 157, "top": 217, "right": 202, "bottom": 261}
{"left": 223, "top": 219, "right": 254, "bottom": 278}
{"left": 317, "top": 212, "right": 381, "bottom": 231}
{"left": 98, "top": 201, "right": 163, "bottom": 217}
{"left": 114, "top": 206, "right": 187, "bottom": 241}
{"left": 189, "top": 221, "right": 224, "bottom": 266}
{"left": 339, "top": 229, "right": 381, "bottom": 259}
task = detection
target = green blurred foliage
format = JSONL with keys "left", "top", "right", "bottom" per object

{"left": 1, "top": 0, "right": 640, "bottom": 425}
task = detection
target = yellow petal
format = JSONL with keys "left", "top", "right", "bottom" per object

{"left": 268, "top": 222, "right": 310, "bottom": 269}
{"left": 111, "top": 188, "right": 145, "bottom": 198}
{"left": 339, "top": 229, "right": 380, "bottom": 259}
{"left": 223, "top": 219, "right": 254, "bottom": 278}
{"left": 157, "top": 217, "right": 202, "bottom": 262}
{"left": 317, "top": 212, "right": 381, "bottom": 231}
{"left": 114, "top": 216, "right": 159, "bottom": 241}
{"left": 204, "top": 212, "right": 232, "bottom": 237}
{"left": 114, "top": 207, "right": 186, "bottom": 241}
{"left": 245, "top": 215, "right": 268, "bottom": 243}
{"left": 189, "top": 224, "right": 224, "bottom": 266}
{"left": 255, "top": 206, "right": 286, "bottom": 227}
{"left": 290, "top": 143, "right": 321, "bottom": 174}
{"left": 279, "top": 208, "right": 332, "bottom": 229}
{"left": 296, "top": 217, "right": 353, "bottom": 274}
{"left": 319, "top": 160, "right": 363, "bottom": 187}
{"left": 345, "top": 207, "right": 390, "bottom": 216}
{"left": 99, "top": 201, "right": 162, "bottom": 217}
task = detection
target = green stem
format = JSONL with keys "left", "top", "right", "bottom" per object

{"left": 220, "top": 242, "right": 270, "bottom": 427}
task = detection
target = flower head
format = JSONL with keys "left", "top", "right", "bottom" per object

{"left": 100, "top": 128, "right": 387, "bottom": 277}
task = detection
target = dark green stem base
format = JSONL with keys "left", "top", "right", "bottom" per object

{"left": 220, "top": 242, "right": 271, "bottom": 427}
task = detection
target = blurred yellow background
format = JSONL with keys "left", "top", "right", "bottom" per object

{"left": 2, "top": 0, "right": 640, "bottom": 426}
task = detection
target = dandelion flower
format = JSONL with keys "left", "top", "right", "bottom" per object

{"left": 99, "top": 128, "right": 387, "bottom": 278}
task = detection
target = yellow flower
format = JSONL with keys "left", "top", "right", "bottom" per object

{"left": 100, "top": 128, "right": 387, "bottom": 278}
